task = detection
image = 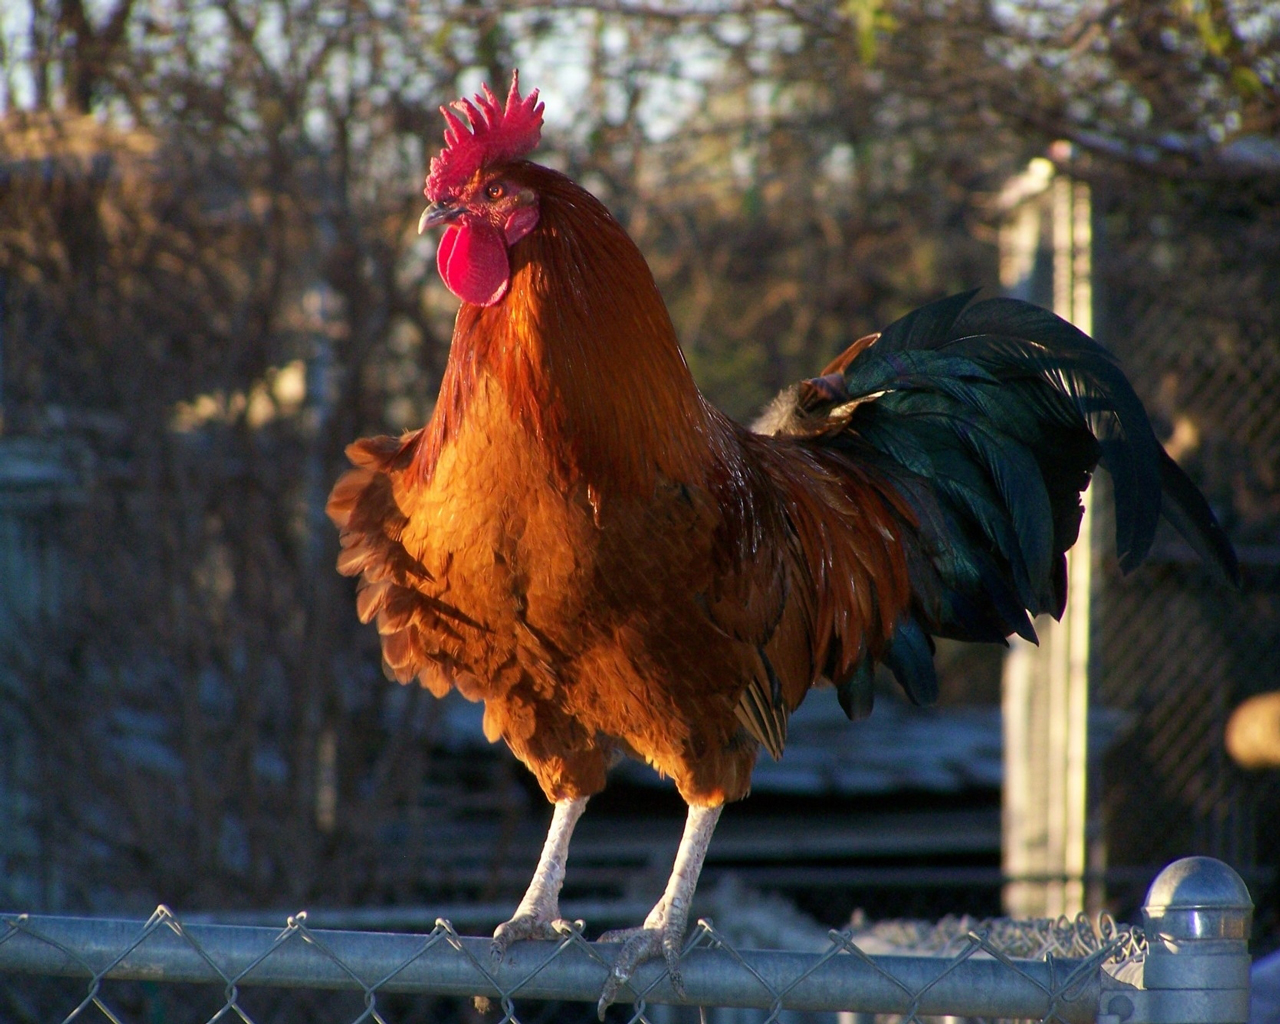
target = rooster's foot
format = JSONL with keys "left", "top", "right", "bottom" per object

{"left": 491, "top": 907, "right": 575, "bottom": 962}
{"left": 595, "top": 916, "right": 687, "bottom": 1018}
{"left": 491, "top": 796, "right": 589, "bottom": 963}
{"left": 595, "top": 804, "right": 721, "bottom": 1018}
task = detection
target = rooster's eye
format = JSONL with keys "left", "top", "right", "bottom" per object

{"left": 486, "top": 183, "right": 506, "bottom": 200}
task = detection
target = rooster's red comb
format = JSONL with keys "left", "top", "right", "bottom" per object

{"left": 424, "top": 71, "right": 543, "bottom": 201}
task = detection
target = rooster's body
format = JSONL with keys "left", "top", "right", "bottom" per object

{"left": 328, "top": 75, "right": 1237, "bottom": 1012}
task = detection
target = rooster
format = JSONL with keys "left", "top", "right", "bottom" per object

{"left": 328, "top": 72, "right": 1237, "bottom": 1013}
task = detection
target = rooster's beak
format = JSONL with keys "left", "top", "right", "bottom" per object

{"left": 418, "top": 201, "right": 464, "bottom": 234}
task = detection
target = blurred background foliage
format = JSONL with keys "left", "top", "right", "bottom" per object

{"left": 0, "top": 0, "right": 1276, "bottom": 935}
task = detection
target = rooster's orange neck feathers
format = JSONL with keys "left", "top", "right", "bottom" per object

{"left": 417, "top": 164, "right": 713, "bottom": 501}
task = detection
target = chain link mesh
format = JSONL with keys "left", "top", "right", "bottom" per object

{"left": 1093, "top": 185, "right": 1280, "bottom": 914}
{"left": 0, "top": 905, "right": 1143, "bottom": 1023}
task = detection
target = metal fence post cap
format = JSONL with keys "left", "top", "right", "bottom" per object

{"left": 1143, "top": 857, "right": 1253, "bottom": 941}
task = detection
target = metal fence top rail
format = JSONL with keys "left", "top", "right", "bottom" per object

{"left": 0, "top": 857, "right": 1255, "bottom": 1024}
{"left": 1, "top": 906, "right": 1109, "bottom": 1024}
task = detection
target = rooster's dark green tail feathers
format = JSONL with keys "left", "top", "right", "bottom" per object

{"left": 1156, "top": 447, "right": 1240, "bottom": 586}
{"left": 816, "top": 291, "right": 1237, "bottom": 713}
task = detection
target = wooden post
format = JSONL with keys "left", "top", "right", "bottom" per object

{"left": 998, "top": 157, "right": 1096, "bottom": 919}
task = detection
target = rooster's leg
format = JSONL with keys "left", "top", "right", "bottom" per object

{"left": 596, "top": 802, "right": 722, "bottom": 1017}
{"left": 491, "top": 795, "right": 588, "bottom": 960}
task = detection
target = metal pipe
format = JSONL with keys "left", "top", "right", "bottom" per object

{"left": 0, "top": 913, "right": 1100, "bottom": 1021}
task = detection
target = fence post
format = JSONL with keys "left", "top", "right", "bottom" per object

{"left": 1100, "top": 856, "right": 1253, "bottom": 1024}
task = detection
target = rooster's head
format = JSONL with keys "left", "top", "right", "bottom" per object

{"left": 418, "top": 71, "right": 544, "bottom": 307}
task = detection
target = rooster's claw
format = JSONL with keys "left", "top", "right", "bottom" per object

{"left": 595, "top": 925, "right": 685, "bottom": 1019}
{"left": 491, "top": 913, "right": 573, "bottom": 963}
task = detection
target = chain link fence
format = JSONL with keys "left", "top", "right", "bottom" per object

{"left": 2, "top": 903, "right": 1146, "bottom": 1024}
{"left": 1091, "top": 178, "right": 1280, "bottom": 924}
{"left": 4, "top": 854, "right": 1259, "bottom": 1024}
{"left": 995, "top": 162, "right": 1280, "bottom": 933}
